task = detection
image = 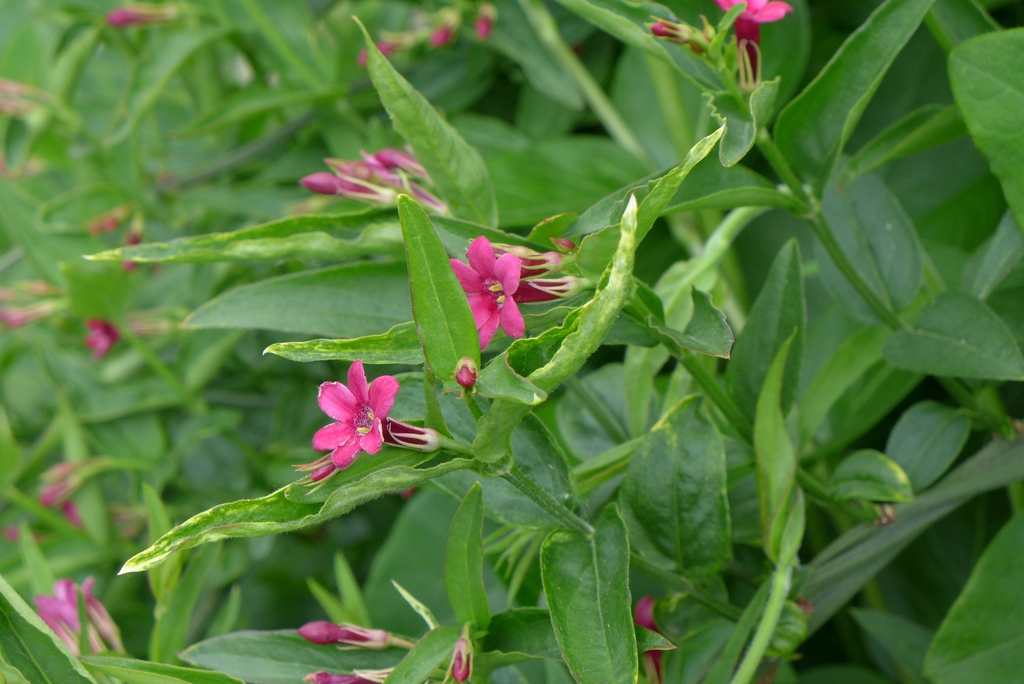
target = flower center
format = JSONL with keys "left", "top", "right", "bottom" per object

{"left": 486, "top": 278, "right": 505, "bottom": 309}
{"left": 354, "top": 404, "right": 375, "bottom": 435}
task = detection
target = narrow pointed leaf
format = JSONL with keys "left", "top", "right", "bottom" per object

{"left": 445, "top": 484, "right": 491, "bottom": 629}
{"left": 264, "top": 322, "right": 423, "bottom": 365}
{"left": 384, "top": 626, "right": 461, "bottom": 684}
{"left": 79, "top": 656, "right": 244, "bottom": 684}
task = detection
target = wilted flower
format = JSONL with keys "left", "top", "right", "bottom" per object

{"left": 635, "top": 596, "right": 664, "bottom": 684}
{"left": 451, "top": 237, "right": 524, "bottom": 349}
{"left": 296, "top": 361, "right": 399, "bottom": 481}
{"left": 475, "top": 3, "right": 496, "bottom": 39}
{"left": 448, "top": 628, "right": 473, "bottom": 682}
{"left": 84, "top": 319, "right": 120, "bottom": 360}
{"left": 106, "top": 4, "right": 179, "bottom": 27}
{"left": 35, "top": 578, "right": 122, "bottom": 655}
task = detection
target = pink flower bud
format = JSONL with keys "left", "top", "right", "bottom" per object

{"left": 84, "top": 319, "right": 121, "bottom": 360}
{"left": 634, "top": 596, "right": 657, "bottom": 631}
{"left": 298, "top": 622, "right": 393, "bottom": 650}
{"left": 368, "top": 148, "right": 427, "bottom": 179}
{"left": 512, "top": 276, "right": 587, "bottom": 303}
{"left": 449, "top": 633, "right": 472, "bottom": 682}
{"left": 429, "top": 24, "right": 455, "bottom": 47}
{"left": 62, "top": 501, "right": 84, "bottom": 528}
{"left": 83, "top": 578, "right": 123, "bottom": 652}
{"left": 382, "top": 419, "right": 442, "bottom": 453}
{"left": 298, "top": 621, "right": 346, "bottom": 645}
{"left": 106, "top": 4, "right": 179, "bottom": 28}
{"left": 650, "top": 20, "right": 692, "bottom": 44}
{"left": 474, "top": 4, "right": 496, "bottom": 40}
{"left": 494, "top": 244, "right": 563, "bottom": 277}
{"left": 304, "top": 673, "right": 379, "bottom": 684}
{"left": 454, "top": 357, "right": 478, "bottom": 390}
{"left": 550, "top": 237, "right": 577, "bottom": 252}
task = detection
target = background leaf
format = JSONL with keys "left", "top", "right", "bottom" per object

{"left": 444, "top": 484, "right": 491, "bottom": 630}
{"left": 830, "top": 449, "right": 914, "bottom": 502}
{"left": 885, "top": 401, "right": 970, "bottom": 491}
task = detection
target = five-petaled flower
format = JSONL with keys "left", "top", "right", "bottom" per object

{"left": 306, "top": 361, "right": 399, "bottom": 479}
{"left": 714, "top": 0, "right": 793, "bottom": 46}
{"left": 450, "top": 236, "right": 525, "bottom": 349}
{"left": 35, "top": 578, "right": 123, "bottom": 655}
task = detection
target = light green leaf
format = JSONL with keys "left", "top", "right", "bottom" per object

{"left": 924, "top": 512, "right": 1024, "bottom": 684}
{"left": 883, "top": 290, "right": 1024, "bottom": 380}
{"left": 87, "top": 210, "right": 404, "bottom": 264}
{"left": 950, "top": 28, "right": 1024, "bottom": 230}
{"left": 623, "top": 396, "right": 730, "bottom": 576}
{"left": 79, "top": 656, "right": 244, "bottom": 684}
{"left": 541, "top": 504, "right": 637, "bottom": 684}
{"left": 358, "top": 21, "right": 498, "bottom": 227}
{"left": 774, "top": 0, "right": 937, "bottom": 191}
{"left": 476, "top": 354, "right": 547, "bottom": 405}
{"left": 703, "top": 583, "right": 770, "bottom": 684}
{"left": 184, "top": 263, "right": 412, "bottom": 338}
{"left": 831, "top": 449, "right": 914, "bottom": 502}
{"left": 17, "top": 521, "right": 54, "bottom": 598}
{"left": 886, "top": 401, "right": 970, "bottom": 492}
{"left": 177, "top": 87, "right": 343, "bottom": 136}
{"left": 647, "top": 289, "right": 734, "bottom": 360}
{"left": 0, "top": 572, "right": 96, "bottom": 684}
{"left": 445, "top": 484, "right": 491, "bottom": 630}
{"left": 264, "top": 322, "right": 423, "bottom": 365}
{"left": 399, "top": 196, "right": 480, "bottom": 377}
{"left": 385, "top": 626, "right": 461, "bottom": 684}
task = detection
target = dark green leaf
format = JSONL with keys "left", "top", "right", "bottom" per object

{"left": 624, "top": 397, "right": 730, "bottom": 576}
{"left": 711, "top": 79, "right": 778, "bottom": 168}
{"left": 184, "top": 263, "right": 412, "bottom": 338}
{"left": 703, "top": 583, "right": 770, "bottom": 684}
{"left": 386, "top": 626, "right": 461, "bottom": 684}
{"left": 647, "top": 290, "right": 734, "bottom": 359}
{"left": 445, "top": 484, "right": 491, "bottom": 630}
{"left": 79, "top": 656, "right": 244, "bottom": 684}
{"left": 850, "top": 609, "right": 933, "bottom": 679}
{"left": 480, "top": 608, "right": 561, "bottom": 660}
{"left": 927, "top": 0, "right": 999, "bottom": 52}
{"left": 0, "top": 572, "right": 96, "bottom": 684}
{"left": 399, "top": 196, "right": 480, "bottom": 377}
{"left": 150, "top": 544, "right": 220, "bottom": 664}
{"left": 886, "top": 401, "right": 970, "bottom": 491}
{"left": 883, "top": 290, "right": 1024, "bottom": 380}
{"left": 541, "top": 504, "right": 637, "bottom": 684}
{"left": 181, "top": 631, "right": 405, "bottom": 684}
{"left": 962, "top": 211, "right": 1024, "bottom": 300}
{"left": 359, "top": 22, "right": 498, "bottom": 227}
{"left": 264, "top": 322, "right": 423, "bottom": 365}
{"left": 774, "top": 0, "right": 937, "bottom": 191}
{"left": 950, "top": 29, "right": 1024, "bottom": 229}
{"left": 831, "top": 449, "right": 914, "bottom": 502}
{"left": 61, "top": 261, "right": 131, "bottom": 322}
{"left": 727, "top": 239, "right": 805, "bottom": 419}
{"left": 923, "top": 512, "right": 1024, "bottom": 684}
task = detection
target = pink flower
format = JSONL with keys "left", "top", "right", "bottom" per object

{"left": 299, "top": 622, "right": 393, "bottom": 649}
{"left": 714, "top": 0, "right": 793, "bottom": 45}
{"left": 106, "top": 4, "right": 179, "bottom": 27}
{"left": 366, "top": 148, "right": 427, "bottom": 179}
{"left": 311, "top": 361, "right": 399, "bottom": 472}
{"left": 36, "top": 579, "right": 82, "bottom": 653}
{"left": 382, "top": 418, "right": 441, "bottom": 452}
{"left": 512, "top": 277, "right": 586, "bottom": 303}
{"left": 450, "top": 237, "right": 524, "bottom": 349}
{"left": 85, "top": 319, "right": 120, "bottom": 360}
{"left": 454, "top": 357, "right": 477, "bottom": 390}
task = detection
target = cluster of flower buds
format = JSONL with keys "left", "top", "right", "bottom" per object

{"left": 106, "top": 4, "right": 180, "bottom": 28}
{"left": 299, "top": 621, "right": 414, "bottom": 650}
{"left": 0, "top": 281, "right": 63, "bottom": 329}
{"left": 357, "top": 2, "right": 497, "bottom": 67}
{"left": 38, "top": 457, "right": 122, "bottom": 528}
{"left": 648, "top": 18, "right": 709, "bottom": 51}
{"left": 301, "top": 149, "right": 447, "bottom": 215}
{"left": 35, "top": 578, "right": 123, "bottom": 655}
{"left": 448, "top": 626, "right": 473, "bottom": 682}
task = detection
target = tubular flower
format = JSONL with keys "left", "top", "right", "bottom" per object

{"left": 635, "top": 596, "right": 664, "bottom": 684}
{"left": 714, "top": 0, "right": 792, "bottom": 71}
{"left": 85, "top": 319, "right": 120, "bottom": 360}
{"left": 299, "top": 361, "right": 400, "bottom": 481}
{"left": 106, "top": 4, "right": 179, "bottom": 27}
{"left": 61, "top": 501, "right": 84, "bottom": 528}
{"left": 35, "top": 578, "right": 122, "bottom": 655}
{"left": 298, "top": 622, "right": 394, "bottom": 650}
{"left": 382, "top": 418, "right": 442, "bottom": 452}
{"left": 512, "top": 276, "right": 587, "bottom": 303}
{"left": 0, "top": 300, "right": 59, "bottom": 328}
{"left": 492, "top": 244, "right": 563, "bottom": 278}
{"left": 303, "top": 152, "right": 447, "bottom": 215}
{"left": 450, "top": 237, "right": 524, "bottom": 349}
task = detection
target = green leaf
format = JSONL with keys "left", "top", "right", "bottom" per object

{"left": 818, "top": 173, "right": 923, "bottom": 320}
{"left": 950, "top": 29, "right": 1024, "bottom": 230}
{"left": 963, "top": 211, "right": 1024, "bottom": 300}
{"left": 445, "top": 483, "right": 491, "bottom": 630}
{"left": 476, "top": 354, "right": 547, "bottom": 405}
{"left": 774, "top": 0, "right": 937, "bottom": 191}
{"left": 647, "top": 290, "right": 734, "bottom": 360}
{"left": 0, "top": 572, "right": 96, "bottom": 684}
{"left": 886, "top": 401, "right": 970, "bottom": 491}
{"left": 575, "top": 126, "right": 724, "bottom": 280}
{"left": 480, "top": 608, "right": 560, "bottom": 660}
{"left": 79, "top": 656, "right": 243, "bottom": 684}
{"left": 754, "top": 336, "right": 798, "bottom": 562}
{"left": 176, "top": 86, "right": 343, "bottom": 136}
{"left": 108, "top": 29, "right": 228, "bottom": 145}
{"left": 399, "top": 196, "right": 480, "bottom": 377}
{"left": 665, "top": 156, "right": 804, "bottom": 215}
{"left": 17, "top": 521, "right": 54, "bottom": 598}
{"left": 334, "top": 551, "right": 371, "bottom": 628}
{"left": 850, "top": 609, "right": 933, "bottom": 679}
{"left": 391, "top": 582, "right": 440, "bottom": 632}
{"left": 883, "top": 290, "right": 1024, "bottom": 380}
{"left": 61, "top": 260, "right": 131, "bottom": 322}
{"left": 150, "top": 544, "right": 220, "bottom": 664}
{"left": 831, "top": 449, "right": 914, "bottom": 502}
{"left": 727, "top": 239, "right": 805, "bottom": 420}
{"left": 842, "top": 105, "right": 966, "bottom": 183}
{"left": 306, "top": 577, "right": 351, "bottom": 624}
{"left": 804, "top": 438, "right": 1024, "bottom": 634}
{"left": 87, "top": 210, "right": 404, "bottom": 264}
{"left": 703, "top": 583, "right": 770, "bottom": 684}
{"left": 540, "top": 504, "right": 637, "bottom": 684}
{"left": 623, "top": 396, "right": 730, "bottom": 576}
{"left": 924, "top": 512, "right": 1024, "bottom": 684}
{"left": 181, "top": 631, "right": 405, "bottom": 684}
{"left": 264, "top": 322, "right": 423, "bottom": 365}
{"left": 184, "top": 263, "right": 412, "bottom": 338}
{"left": 386, "top": 626, "right": 461, "bottom": 684}
{"left": 358, "top": 21, "right": 498, "bottom": 227}
{"left": 710, "top": 79, "right": 779, "bottom": 168}
{"left": 928, "top": 0, "right": 999, "bottom": 52}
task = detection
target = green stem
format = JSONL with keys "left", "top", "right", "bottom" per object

{"left": 465, "top": 393, "right": 484, "bottom": 421}
{"left": 755, "top": 128, "right": 809, "bottom": 205}
{"left": 729, "top": 564, "right": 793, "bottom": 684}
{"left": 1009, "top": 482, "right": 1024, "bottom": 514}
{"left": 631, "top": 553, "right": 743, "bottom": 621}
{"left": 518, "top": 0, "right": 651, "bottom": 166}
{"left": 503, "top": 464, "right": 595, "bottom": 536}
{"left": 679, "top": 350, "right": 753, "bottom": 442}
{"left": 938, "top": 377, "right": 1013, "bottom": 437}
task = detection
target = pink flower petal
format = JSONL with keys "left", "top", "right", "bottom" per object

{"left": 499, "top": 298, "right": 525, "bottom": 339}
{"left": 318, "top": 382, "right": 357, "bottom": 422}
{"left": 347, "top": 360, "right": 369, "bottom": 403}
{"left": 313, "top": 422, "right": 356, "bottom": 451}
{"left": 714, "top": 0, "right": 739, "bottom": 10}
{"left": 468, "top": 292, "right": 497, "bottom": 329}
{"left": 331, "top": 438, "right": 362, "bottom": 469}
{"left": 746, "top": 0, "right": 769, "bottom": 13}
{"left": 451, "top": 259, "right": 486, "bottom": 293}
{"left": 360, "top": 422, "right": 384, "bottom": 454}
{"left": 466, "top": 237, "right": 496, "bottom": 279}
{"left": 478, "top": 311, "right": 501, "bottom": 349}
{"left": 368, "top": 375, "right": 400, "bottom": 419}
{"left": 494, "top": 253, "right": 521, "bottom": 295}
{"left": 752, "top": 1, "right": 792, "bottom": 22}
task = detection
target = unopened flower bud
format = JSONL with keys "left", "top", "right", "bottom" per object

{"left": 106, "top": 4, "right": 179, "bottom": 27}
{"left": 454, "top": 357, "right": 478, "bottom": 390}
{"left": 430, "top": 24, "right": 455, "bottom": 47}
{"left": 304, "top": 673, "right": 378, "bottom": 684}
{"left": 382, "top": 419, "right": 442, "bottom": 453}
{"left": 475, "top": 3, "right": 497, "bottom": 40}
{"left": 634, "top": 596, "right": 657, "bottom": 631}
{"left": 300, "top": 172, "right": 398, "bottom": 206}
{"left": 550, "top": 237, "right": 577, "bottom": 252}
{"left": 298, "top": 622, "right": 392, "bottom": 649}
{"left": 448, "top": 630, "right": 473, "bottom": 682}
{"left": 650, "top": 20, "right": 691, "bottom": 44}
{"left": 513, "top": 276, "right": 588, "bottom": 303}
{"left": 494, "top": 244, "right": 563, "bottom": 277}
{"left": 85, "top": 320, "right": 121, "bottom": 360}
{"left": 368, "top": 148, "right": 427, "bottom": 178}
{"left": 358, "top": 41, "right": 396, "bottom": 68}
